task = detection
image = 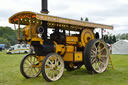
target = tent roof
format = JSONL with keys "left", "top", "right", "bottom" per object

{"left": 123, "top": 40, "right": 128, "bottom": 43}
{"left": 112, "top": 40, "right": 128, "bottom": 54}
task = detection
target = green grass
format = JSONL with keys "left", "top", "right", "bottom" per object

{"left": 0, "top": 50, "right": 128, "bottom": 85}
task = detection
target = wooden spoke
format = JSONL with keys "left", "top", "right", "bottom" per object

{"left": 88, "top": 40, "right": 109, "bottom": 73}
{"left": 42, "top": 53, "right": 64, "bottom": 81}
{"left": 21, "top": 54, "right": 41, "bottom": 78}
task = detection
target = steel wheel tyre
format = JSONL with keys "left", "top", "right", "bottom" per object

{"left": 83, "top": 39, "right": 109, "bottom": 74}
{"left": 42, "top": 53, "right": 64, "bottom": 82}
{"left": 20, "top": 54, "right": 41, "bottom": 78}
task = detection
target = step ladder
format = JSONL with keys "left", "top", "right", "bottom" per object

{"left": 107, "top": 56, "right": 114, "bottom": 70}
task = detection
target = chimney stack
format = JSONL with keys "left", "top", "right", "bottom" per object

{"left": 41, "top": 0, "right": 49, "bottom": 14}
{"left": 41, "top": 0, "right": 48, "bottom": 41}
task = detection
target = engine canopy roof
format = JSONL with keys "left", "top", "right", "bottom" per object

{"left": 9, "top": 11, "right": 113, "bottom": 31}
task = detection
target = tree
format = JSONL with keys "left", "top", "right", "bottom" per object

{"left": 81, "top": 17, "right": 83, "bottom": 21}
{"left": 120, "top": 34, "right": 126, "bottom": 40}
{"left": 106, "top": 35, "right": 113, "bottom": 44}
{"left": 116, "top": 34, "right": 120, "bottom": 40}
{"left": 126, "top": 33, "right": 128, "bottom": 40}
{"left": 112, "top": 35, "right": 116, "bottom": 43}
{"left": 0, "top": 26, "right": 17, "bottom": 46}
{"left": 103, "top": 35, "right": 109, "bottom": 43}
{"left": 85, "top": 17, "right": 89, "bottom": 21}
{"left": 0, "top": 37, "right": 10, "bottom": 48}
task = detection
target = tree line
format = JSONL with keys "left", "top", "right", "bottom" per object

{"left": 103, "top": 33, "right": 128, "bottom": 44}
{"left": 0, "top": 26, "right": 17, "bottom": 48}
{"left": 116, "top": 33, "right": 128, "bottom": 40}
{"left": 103, "top": 35, "right": 116, "bottom": 44}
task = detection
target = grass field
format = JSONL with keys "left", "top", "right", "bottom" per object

{"left": 0, "top": 50, "right": 128, "bottom": 85}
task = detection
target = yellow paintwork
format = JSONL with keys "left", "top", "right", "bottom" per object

{"left": 28, "top": 37, "right": 43, "bottom": 45}
{"left": 22, "top": 24, "right": 39, "bottom": 40}
{"left": 22, "top": 25, "right": 29, "bottom": 39}
{"left": 54, "top": 42, "right": 65, "bottom": 55}
{"left": 32, "top": 56, "right": 45, "bottom": 68}
{"left": 63, "top": 53, "right": 73, "bottom": 61}
{"left": 66, "top": 46, "right": 74, "bottom": 53}
{"left": 78, "top": 42, "right": 83, "bottom": 48}
{"left": 81, "top": 28, "right": 95, "bottom": 47}
{"left": 54, "top": 42, "right": 74, "bottom": 55}
{"left": 37, "top": 56, "right": 45, "bottom": 62}
{"left": 55, "top": 42, "right": 75, "bottom": 62}
{"left": 74, "top": 52, "right": 83, "bottom": 62}
{"left": 18, "top": 20, "right": 21, "bottom": 40}
{"left": 63, "top": 51, "right": 83, "bottom": 62}
{"left": 66, "top": 36, "right": 78, "bottom": 45}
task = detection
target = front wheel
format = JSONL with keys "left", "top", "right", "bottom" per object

{"left": 42, "top": 53, "right": 64, "bottom": 82}
{"left": 20, "top": 54, "right": 41, "bottom": 78}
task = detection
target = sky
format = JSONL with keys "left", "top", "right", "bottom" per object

{"left": 0, "top": 0, "right": 128, "bottom": 34}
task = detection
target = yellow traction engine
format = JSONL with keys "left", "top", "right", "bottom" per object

{"left": 9, "top": 11, "right": 113, "bottom": 81}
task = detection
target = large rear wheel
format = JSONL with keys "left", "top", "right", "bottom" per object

{"left": 20, "top": 54, "right": 41, "bottom": 78}
{"left": 83, "top": 39, "right": 109, "bottom": 74}
{"left": 42, "top": 53, "right": 64, "bottom": 82}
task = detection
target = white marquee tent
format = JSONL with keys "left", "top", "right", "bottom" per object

{"left": 112, "top": 40, "right": 128, "bottom": 54}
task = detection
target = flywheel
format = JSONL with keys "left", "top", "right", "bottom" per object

{"left": 81, "top": 28, "right": 95, "bottom": 47}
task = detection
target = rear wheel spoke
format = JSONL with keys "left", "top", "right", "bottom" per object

{"left": 101, "top": 55, "right": 107, "bottom": 58}
{"left": 91, "top": 57, "right": 97, "bottom": 64}
{"left": 100, "top": 47, "right": 105, "bottom": 52}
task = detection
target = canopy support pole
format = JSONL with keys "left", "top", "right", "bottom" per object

{"left": 29, "top": 17, "right": 32, "bottom": 40}
{"left": 18, "top": 19, "right": 21, "bottom": 40}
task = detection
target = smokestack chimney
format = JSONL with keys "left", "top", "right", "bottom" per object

{"left": 41, "top": 0, "right": 48, "bottom": 41}
{"left": 41, "top": 0, "right": 49, "bottom": 14}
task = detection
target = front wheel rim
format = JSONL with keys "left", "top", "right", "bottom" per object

{"left": 44, "top": 54, "right": 64, "bottom": 81}
{"left": 22, "top": 54, "right": 41, "bottom": 78}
